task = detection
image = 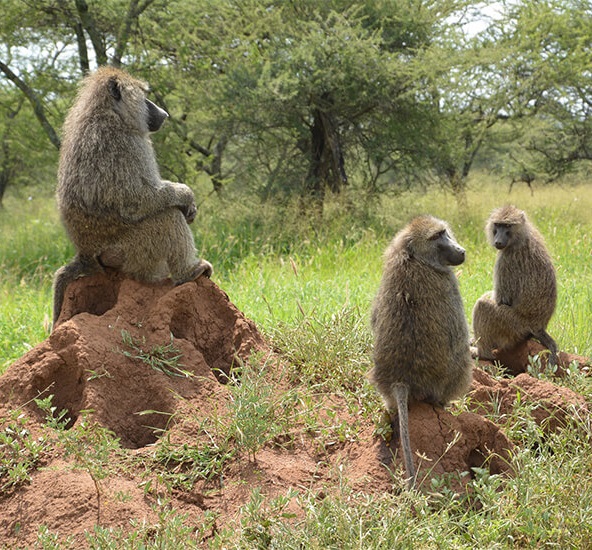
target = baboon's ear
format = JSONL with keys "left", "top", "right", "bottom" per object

{"left": 108, "top": 77, "right": 122, "bottom": 101}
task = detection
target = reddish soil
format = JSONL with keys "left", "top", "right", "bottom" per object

{"left": 0, "top": 271, "right": 588, "bottom": 547}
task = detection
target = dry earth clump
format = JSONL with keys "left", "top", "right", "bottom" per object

{"left": 0, "top": 271, "right": 587, "bottom": 547}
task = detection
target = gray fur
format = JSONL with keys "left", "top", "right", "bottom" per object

{"left": 369, "top": 215, "right": 473, "bottom": 488}
{"left": 52, "top": 67, "right": 211, "bottom": 328}
{"left": 472, "top": 205, "right": 558, "bottom": 365}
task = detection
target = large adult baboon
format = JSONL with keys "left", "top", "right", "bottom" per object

{"left": 52, "top": 66, "right": 211, "bottom": 328}
{"left": 472, "top": 204, "right": 558, "bottom": 365}
{"left": 369, "top": 215, "right": 473, "bottom": 488}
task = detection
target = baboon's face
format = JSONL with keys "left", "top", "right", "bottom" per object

{"left": 432, "top": 228, "right": 465, "bottom": 266}
{"left": 146, "top": 99, "right": 168, "bottom": 132}
{"left": 107, "top": 76, "right": 168, "bottom": 134}
{"left": 491, "top": 223, "right": 514, "bottom": 250}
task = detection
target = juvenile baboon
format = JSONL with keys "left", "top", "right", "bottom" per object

{"left": 52, "top": 66, "right": 212, "bottom": 328}
{"left": 472, "top": 205, "right": 558, "bottom": 365}
{"left": 509, "top": 171, "right": 535, "bottom": 196}
{"left": 368, "top": 215, "right": 473, "bottom": 488}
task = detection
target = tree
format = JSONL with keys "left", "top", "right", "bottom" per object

{"left": 4, "top": 0, "right": 556, "bottom": 208}
{"left": 493, "top": 0, "right": 592, "bottom": 178}
{"left": 139, "top": 0, "right": 476, "bottom": 209}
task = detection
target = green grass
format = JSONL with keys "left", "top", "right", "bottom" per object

{"left": 1, "top": 177, "right": 592, "bottom": 548}
{"left": 2, "top": 177, "right": 591, "bottom": 366}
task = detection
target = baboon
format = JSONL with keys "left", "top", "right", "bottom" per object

{"left": 509, "top": 172, "right": 535, "bottom": 196}
{"left": 52, "top": 66, "right": 211, "bottom": 328}
{"left": 472, "top": 205, "right": 558, "bottom": 365}
{"left": 368, "top": 215, "right": 473, "bottom": 488}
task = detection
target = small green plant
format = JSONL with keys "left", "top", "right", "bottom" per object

{"left": 35, "top": 395, "right": 121, "bottom": 525}
{"left": 119, "top": 330, "right": 192, "bottom": 378}
{"left": 35, "top": 525, "right": 75, "bottom": 549}
{"left": 271, "top": 306, "right": 373, "bottom": 395}
{"left": 0, "top": 409, "right": 48, "bottom": 492}
{"left": 148, "top": 424, "right": 234, "bottom": 491}
{"left": 86, "top": 501, "right": 202, "bottom": 549}
{"left": 527, "top": 352, "right": 558, "bottom": 379}
{"left": 226, "top": 355, "right": 289, "bottom": 460}
{"left": 86, "top": 367, "right": 112, "bottom": 381}
{"left": 239, "top": 488, "right": 298, "bottom": 548}
{"left": 34, "top": 394, "right": 70, "bottom": 431}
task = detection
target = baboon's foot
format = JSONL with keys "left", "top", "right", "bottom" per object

{"left": 532, "top": 346, "right": 558, "bottom": 368}
{"left": 174, "top": 259, "right": 213, "bottom": 286}
{"left": 183, "top": 202, "right": 197, "bottom": 224}
{"left": 474, "top": 346, "right": 496, "bottom": 362}
{"left": 193, "top": 259, "right": 213, "bottom": 279}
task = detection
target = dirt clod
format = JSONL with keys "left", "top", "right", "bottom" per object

{"left": 0, "top": 271, "right": 588, "bottom": 547}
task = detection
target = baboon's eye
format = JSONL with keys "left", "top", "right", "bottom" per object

{"left": 429, "top": 230, "right": 445, "bottom": 241}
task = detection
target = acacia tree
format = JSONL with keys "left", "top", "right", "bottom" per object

{"left": 492, "top": 0, "right": 592, "bottom": 178}
{"left": 2, "top": 0, "right": 542, "bottom": 208}
{"left": 140, "top": 0, "right": 478, "bottom": 208}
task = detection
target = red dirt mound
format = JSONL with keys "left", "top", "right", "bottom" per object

{"left": 0, "top": 271, "right": 265, "bottom": 448}
{"left": 0, "top": 271, "right": 585, "bottom": 547}
{"left": 488, "top": 339, "right": 590, "bottom": 376}
{"left": 470, "top": 367, "right": 589, "bottom": 433}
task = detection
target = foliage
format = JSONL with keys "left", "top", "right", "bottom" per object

{"left": 0, "top": 409, "right": 49, "bottom": 492}
{"left": 146, "top": 427, "right": 233, "bottom": 492}
{"left": 0, "top": 180, "right": 592, "bottom": 547}
{"left": 119, "top": 330, "right": 193, "bottom": 378}
{"left": 137, "top": 0, "right": 477, "bottom": 203}
{"left": 489, "top": 0, "right": 592, "bottom": 178}
{"left": 35, "top": 395, "right": 122, "bottom": 523}
{"left": 85, "top": 505, "right": 204, "bottom": 549}
{"left": 3, "top": 0, "right": 591, "bottom": 206}
{"left": 226, "top": 355, "right": 290, "bottom": 460}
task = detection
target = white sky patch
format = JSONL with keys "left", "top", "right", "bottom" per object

{"left": 453, "top": 1, "right": 507, "bottom": 37}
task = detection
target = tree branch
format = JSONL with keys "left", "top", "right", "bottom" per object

{"left": 0, "top": 61, "right": 61, "bottom": 149}
{"left": 74, "top": 0, "right": 108, "bottom": 66}
{"left": 112, "top": 0, "right": 157, "bottom": 66}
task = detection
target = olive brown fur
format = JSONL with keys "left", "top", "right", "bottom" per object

{"left": 472, "top": 205, "right": 558, "bottom": 365}
{"left": 53, "top": 66, "right": 212, "bottom": 328}
{"left": 369, "top": 215, "right": 473, "bottom": 488}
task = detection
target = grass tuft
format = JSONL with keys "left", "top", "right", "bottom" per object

{"left": 1, "top": 179, "right": 592, "bottom": 546}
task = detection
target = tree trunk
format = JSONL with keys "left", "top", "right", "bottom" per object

{"left": 447, "top": 169, "right": 468, "bottom": 210}
{"left": 209, "top": 135, "right": 228, "bottom": 196}
{"left": 304, "top": 94, "right": 347, "bottom": 212}
{"left": 305, "top": 107, "right": 328, "bottom": 211}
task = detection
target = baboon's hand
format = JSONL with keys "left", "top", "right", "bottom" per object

{"left": 166, "top": 181, "right": 196, "bottom": 222}
{"left": 183, "top": 202, "right": 197, "bottom": 224}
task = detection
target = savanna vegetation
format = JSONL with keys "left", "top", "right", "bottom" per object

{"left": 1, "top": 0, "right": 592, "bottom": 547}
{"left": 1, "top": 0, "right": 592, "bottom": 207}
{"left": 1, "top": 180, "right": 592, "bottom": 548}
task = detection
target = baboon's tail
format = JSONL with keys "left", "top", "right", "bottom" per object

{"left": 394, "top": 384, "right": 416, "bottom": 489}
{"left": 52, "top": 255, "right": 103, "bottom": 330}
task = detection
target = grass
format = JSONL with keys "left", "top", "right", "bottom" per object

{"left": 1, "top": 176, "right": 592, "bottom": 547}
{"left": 2, "top": 177, "right": 591, "bottom": 365}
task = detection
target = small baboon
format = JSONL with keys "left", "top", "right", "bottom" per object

{"left": 472, "top": 205, "right": 558, "bottom": 365}
{"left": 369, "top": 215, "right": 473, "bottom": 488}
{"left": 53, "top": 66, "right": 211, "bottom": 328}
{"left": 509, "top": 171, "right": 535, "bottom": 196}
